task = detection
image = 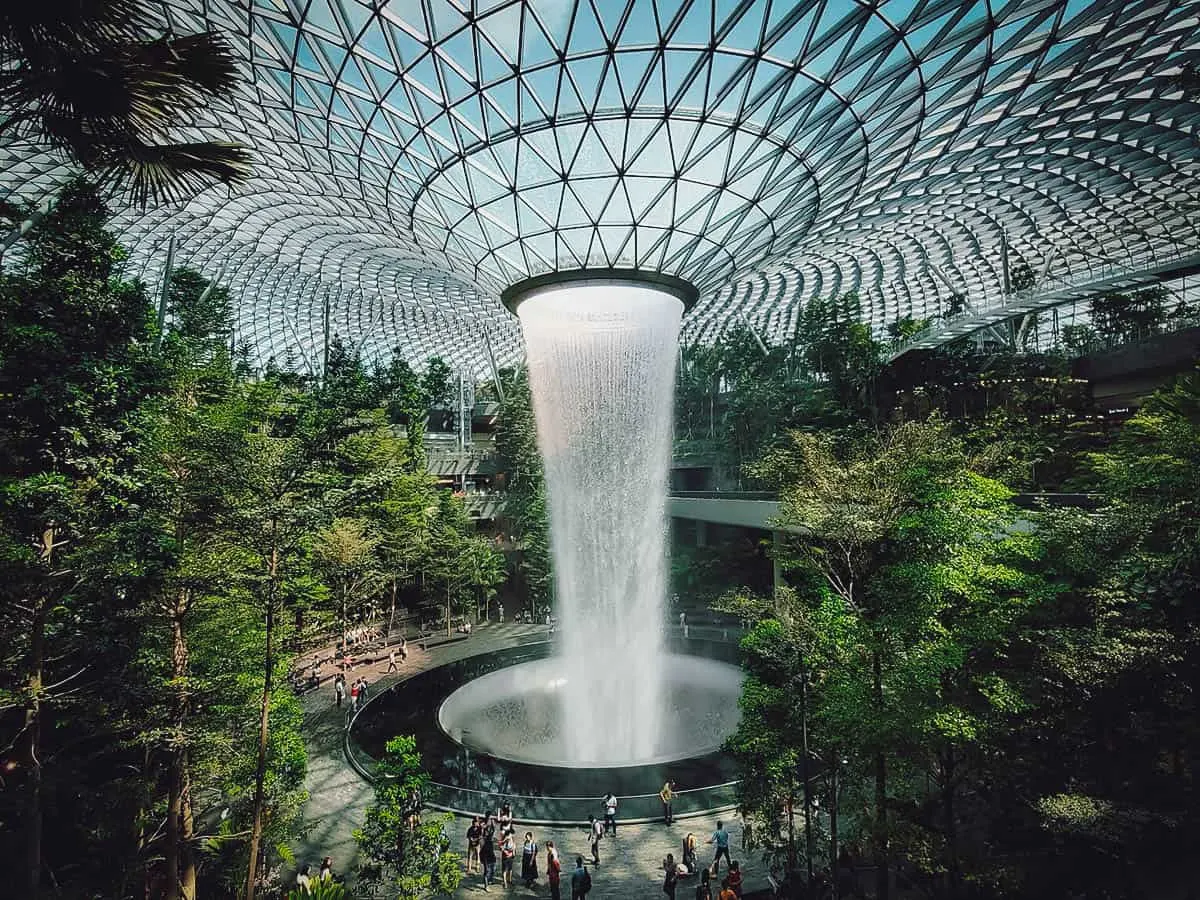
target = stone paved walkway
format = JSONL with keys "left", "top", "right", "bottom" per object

{"left": 292, "top": 623, "right": 767, "bottom": 898}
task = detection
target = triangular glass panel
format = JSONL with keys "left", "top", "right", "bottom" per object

{"left": 521, "top": 7, "right": 558, "bottom": 68}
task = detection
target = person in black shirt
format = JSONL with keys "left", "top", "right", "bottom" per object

{"left": 466, "top": 816, "right": 483, "bottom": 874}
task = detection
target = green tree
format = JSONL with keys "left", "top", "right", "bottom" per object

{"left": 495, "top": 367, "right": 551, "bottom": 609}
{"left": 355, "top": 735, "right": 463, "bottom": 899}
{"left": 312, "top": 517, "right": 383, "bottom": 648}
{"left": 0, "top": 181, "right": 162, "bottom": 896}
{"left": 749, "top": 420, "right": 1044, "bottom": 897}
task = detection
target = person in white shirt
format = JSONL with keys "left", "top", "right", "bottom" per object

{"left": 603, "top": 793, "right": 617, "bottom": 836}
{"left": 296, "top": 864, "right": 312, "bottom": 892}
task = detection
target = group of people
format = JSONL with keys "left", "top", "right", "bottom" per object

{"left": 332, "top": 673, "right": 371, "bottom": 713}
{"left": 466, "top": 804, "right": 559, "bottom": 895}
{"left": 294, "top": 856, "right": 335, "bottom": 893}
{"left": 461, "top": 794, "right": 746, "bottom": 899}
{"left": 342, "top": 624, "right": 380, "bottom": 648}
{"left": 668, "top": 821, "right": 743, "bottom": 900}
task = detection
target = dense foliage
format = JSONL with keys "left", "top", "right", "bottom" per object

{"left": 354, "top": 735, "right": 462, "bottom": 899}
{"left": 720, "top": 389, "right": 1200, "bottom": 898}
{"left": 0, "top": 183, "right": 501, "bottom": 899}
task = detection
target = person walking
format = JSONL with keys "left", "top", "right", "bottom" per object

{"left": 521, "top": 830, "right": 539, "bottom": 888}
{"left": 333, "top": 674, "right": 345, "bottom": 708}
{"left": 660, "top": 780, "right": 676, "bottom": 825}
{"left": 349, "top": 679, "right": 360, "bottom": 712}
{"left": 717, "top": 878, "right": 737, "bottom": 900}
{"left": 399, "top": 635, "right": 408, "bottom": 661}
{"left": 387, "top": 648, "right": 397, "bottom": 673}
{"left": 694, "top": 869, "right": 713, "bottom": 900}
{"left": 679, "top": 610, "right": 688, "bottom": 637}
{"left": 546, "top": 841, "right": 562, "bottom": 900}
{"left": 357, "top": 677, "right": 369, "bottom": 703}
{"left": 500, "top": 828, "right": 516, "bottom": 888}
{"left": 708, "top": 821, "right": 732, "bottom": 875}
{"left": 587, "top": 814, "right": 603, "bottom": 865}
{"left": 466, "top": 816, "right": 483, "bottom": 874}
{"left": 663, "top": 853, "right": 679, "bottom": 899}
{"left": 571, "top": 856, "right": 591, "bottom": 899}
{"left": 603, "top": 792, "right": 618, "bottom": 836}
{"left": 480, "top": 823, "right": 497, "bottom": 891}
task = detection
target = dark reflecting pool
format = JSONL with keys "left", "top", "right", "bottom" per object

{"left": 348, "top": 638, "right": 743, "bottom": 822}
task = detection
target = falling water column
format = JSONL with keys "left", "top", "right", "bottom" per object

{"left": 508, "top": 273, "right": 692, "bottom": 765}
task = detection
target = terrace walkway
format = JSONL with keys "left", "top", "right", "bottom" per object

{"left": 291, "top": 622, "right": 767, "bottom": 899}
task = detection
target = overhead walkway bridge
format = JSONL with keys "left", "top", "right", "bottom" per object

{"left": 888, "top": 248, "right": 1200, "bottom": 363}
{"left": 667, "top": 491, "right": 1099, "bottom": 530}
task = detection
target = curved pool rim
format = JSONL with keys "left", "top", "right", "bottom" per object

{"left": 344, "top": 634, "right": 744, "bottom": 824}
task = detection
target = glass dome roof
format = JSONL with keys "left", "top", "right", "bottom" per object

{"left": 3, "top": 0, "right": 1199, "bottom": 373}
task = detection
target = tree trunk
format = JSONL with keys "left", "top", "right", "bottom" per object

{"left": 245, "top": 545, "right": 279, "bottom": 899}
{"left": 23, "top": 594, "right": 48, "bottom": 898}
{"left": 446, "top": 581, "right": 452, "bottom": 637}
{"left": 941, "top": 747, "right": 960, "bottom": 898}
{"left": 388, "top": 577, "right": 397, "bottom": 638}
{"left": 166, "top": 589, "right": 196, "bottom": 900}
{"left": 872, "top": 651, "right": 889, "bottom": 900}
{"left": 829, "top": 750, "right": 840, "bottom": 900}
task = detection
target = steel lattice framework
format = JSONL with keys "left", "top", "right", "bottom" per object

{"left": 3, "top": 0, "right": 1200, "bottom": 373}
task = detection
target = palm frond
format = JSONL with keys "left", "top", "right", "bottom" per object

{"left": 0, "top": 0, "right": 150, "bottom": 59}
{"left": 129, "top": 31, "right": 242, "bottom": 98}
{"left": 12, "top": 30, "right": 243, "bottom": 150}
{"left": 100, "top": 140, "right": 253, "bottom": 207}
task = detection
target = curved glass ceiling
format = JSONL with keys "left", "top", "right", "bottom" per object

{"left": 3, "top": 0, "right": 1199, "bottom": 373}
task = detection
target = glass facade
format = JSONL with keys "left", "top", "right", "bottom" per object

{"left": 3, "top": 0, "right": 1198, "bottom": 371}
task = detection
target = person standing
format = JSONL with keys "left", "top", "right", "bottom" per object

{"left": 694, "top": 869, "right": 713, "bottom": 900}
{"left": 480, "top": 823, "right": 497, "bottom": 891}
{"left": 660, "top": 780, "right": 676, "bottom": 825}
{"left": 521, "top": 830, "right": 539, "bottom": 887}
{"left": 399, "top": 635, "right": 408, "bottom": 661}
{"left": 349, "top": 679, "right": 360, "bottom": 712}
{"left": 466, "top": 816, "right": 483, "bottom": 874}
{"left": 717, "top": 878, "right": 737, "bottom": 900}
{"left": 357, "top": 677, "right": 369, "bottom": 703}
{"left": 683, "top": 832, "right": 698, "bottom": 874}
{"left": 500, "top": 828, "right": 516, "bottom": 888}
{"left": 571, "top": 856, "right": 591, "bottom": 899}
{"left": 603, "top": 792, "right": 618, "bottom": 836}
{"left": 333, "top": 675, "right": 345, "bottom": 708}
{"left": 708, "top": 821, "right": 732, "bottom": 875}
{"left": 318, "top": 857, "right": 334, "bottom": 882}
{"left": 663, "top": 853, "right": 679, "bottom": 899}
{"left": 295, "top": 863, "right": 312, "bottom": 893}
{"left": 546, "top": 841, "right": 562, "bottom": 900}
{"left": 586, "top": 814, "right": 603, "bottom": 865}
{"left": 679, "top": 610, "right": 689, "bottom": 637}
